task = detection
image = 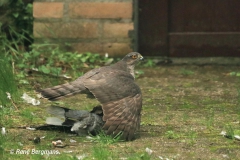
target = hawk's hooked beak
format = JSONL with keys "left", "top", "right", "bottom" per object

{"left": 139, "top": 55, "right": 144, "bottom": 61}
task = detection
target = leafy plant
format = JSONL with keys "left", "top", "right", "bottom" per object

{"left": 0, "top": 23, "right": 29, "bottom": 61}
{"left": 225, "top": 124, "right": 235, "bottom": 140}
{"left": 13, "top": 44, "right": 112, "bottom": 79}
{"left": 165, "top": 130, "right": 180, "bottom": 139}
{"left": 229, "top": 72, "right": 240, "bottom": 77}
{"left": 143, "top": 59, "right": 156, "bottom": 67}
{"left": 0, "top": 0, "right": 33, "bottom": 49}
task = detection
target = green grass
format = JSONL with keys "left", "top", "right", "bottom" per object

{"left": 179, "top": 68, "right": 195, "bottom": 75}
{"left": 205, "top": 108, "right": 215, "bottom": 129}
{"left": 92, "top": 145, "right": 113, "bottom": 160}
{"left": 0, "top": 59, "right": 20, "bottom": 159}
{"left": 0, "top": 59, "right": 20, "bottom": 107}
{"left": 165, "top": 130, "right": 180, "bottom": 139}
{"left": 87, "top": 130, "right": 123, "bottom": 144}
{"left": 20, "top": 109, "right": 35, "bottom": 123}
{"left": 224, "top": 124, "right": 235, "bottom": 140}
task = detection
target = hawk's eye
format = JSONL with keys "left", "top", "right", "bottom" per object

{"left": 131, "top": 55, "right": 138, "bottom": 59}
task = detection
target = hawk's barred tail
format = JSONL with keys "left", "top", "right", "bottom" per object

{"left": 38, "top": 82, "right": 87, "bottom": 100}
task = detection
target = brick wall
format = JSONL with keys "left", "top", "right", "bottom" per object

{"left": 33, "top": 0, "right": 135, "bottom": 56}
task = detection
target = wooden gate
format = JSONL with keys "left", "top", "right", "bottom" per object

{"left": 138, "top": 0, "right": 240, "bottom": 57}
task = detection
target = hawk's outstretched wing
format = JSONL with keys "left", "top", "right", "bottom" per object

{"left": 83, "top": 70, "right": 142, "bottom": 141}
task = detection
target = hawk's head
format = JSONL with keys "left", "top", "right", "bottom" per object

{"left": 122, "top": 52, "right": 144, "bottom": 65}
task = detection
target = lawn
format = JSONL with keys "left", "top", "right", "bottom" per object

{"left": 1, "top": 64, "right": 240, "bottom": 160}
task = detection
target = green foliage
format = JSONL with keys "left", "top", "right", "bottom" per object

{"left": 139, "top": 153, "right": 152, "bottom": 160}
{"left": 0, "top": 59, "right": 18, "bottom": 159}
{"left": 143, "top": 59, "right": 156, "bottom": 67}
{"left": 21, "top": 109, "right": 34, "bottom": 123}
{"left": 92, "top": 145, "right": 113, "bottom": 160}
{"left": 180, "top": 68, "right": 194, "bottom": 75}
{"left": 0, "top": 58, "right": 19, "bottom": 107}
{"left": 135, "top": 70, "right": 144, "bottom": 78}
{"left": 13, "top": 44, "right": 112, "bottom": 79}
{"left": 127, "top": 152, "right": 152, "bottom": 160}
{"left": 225, "top": 124, "right": 235, "bottom": 140}
{"left": 0, "top": 0, "right": 33, "bottom": 44}
{"left": 0, "top": 133, "right": 6, "bottom": 158}
{"left": 0, "top": 23, "right": 29, "bottom": 60}
{"left": 0, "top": 107, "right": 14, "bottom": 127}
{"left": 0, "top": 22, "right": 112, "bottom": 81}
{"left": 187, "top": 128, "right": 197, "bottom": 145}
{"left": 0, "top": 0, "right": 33, "bottom": 74}
{"left": 205, "top": 108, "right": 215, "bottom": 129}
{"left": 229, "top": 72, "right": 240, "bottom": 77}
{"left": 165, "top": 130, "right": 180, "bottom": 139}
{"left": 88, "top": 130, "right": 122, "bottom": 144}
{"left": 0, "top": 16, "right": 112, "bottom": 79}
{"left": 11, "top": 0, "right": 33, "bottom": 36}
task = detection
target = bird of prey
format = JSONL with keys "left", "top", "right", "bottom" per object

{"left": 38, "top": 52, "right": 143, "bottom": 141}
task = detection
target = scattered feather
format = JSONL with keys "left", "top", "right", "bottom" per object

{"left": 86, "top": 136, "right": 94, "bottom": 139}
{"left": 158, "top": 156, "right": 164, "bottom": 160}
{"left": 76, "top": 154, "right": 87, "bottom": 160}
{"left": 145, "top": 147, "right": 153, "bottom": 155}
{"left": 32, "top": 68, "right": 38, "bottom": 71}
{"left": 6, "top": 92, "right": 11, "bottom": 99}
{"left": 21, "top": 93, "right": 40, "bottom": 105}
{"left": 26, "top": 127, "right": 36, "bottom": 131}
{"left": 234, "top": 135, "right": 240, "bottom": 140}
{"left": 105, "top": 53, "right": 109, "bottom": 58}
{"left": 52, "top": 140, "right": 66, "bottom": 148}
{"left": 222, "top": 154, "right": 229, "bottom": 158}
{"left": 220, "top": 130, "right": 240, "bottom": 140}
{"left": 18, "top": 142, "right": 23, "bottom": 146}
{"left": 62, "top": 74, "right": 72, "bottom": 79}
{"left": 70, "top": 139, "right": 77, "bottom": 143}
{"left": 220, "top": 131, "right": 227, "bottom": 136}
{"left": 1, "top": 127, "right": 6, "bottom": 135}
{"left": 36, "top": 93, "right": 42, "bottom": 98}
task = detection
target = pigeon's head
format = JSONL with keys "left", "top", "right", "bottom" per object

{"left": 123, "top": 52, "right": 144, "bottom": 65}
